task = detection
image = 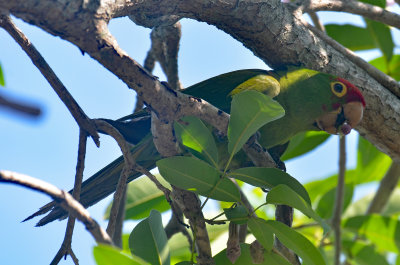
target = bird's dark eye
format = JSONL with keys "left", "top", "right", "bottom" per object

{"left": 330, "top": 81, "right": 347, "bottom": 97}
{"left": 334, "top": 83, "right": 343, "bottom": 93}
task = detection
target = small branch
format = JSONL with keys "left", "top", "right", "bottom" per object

{"left": 0, "top": 14, "right": 100, "bottom": 146}
{"left": 0, "top": 170, "right": 112, "bottom": 245}
{"left": 308, "top": 11, "right": 325, "bottom": 32}
{"left": 295, "top": 0, "right": 400, "bottom": 30}
{"left": 164, "top": 202, "right": 193, "bottom": 249}
{"left": 148, "top": 22, "right": 183, "bottom": 91}
{"left": 0, "top": 93, "right": 41, "bottom": 117}
{"left": 226, "top": 222, "right": 241, "bottom": 263}
{"left": 136, "top": 21, "right": 182, "bottom": 112}
{"left": 367, "top": 162, "right": 400, "bottom": 214}
{"left": 332, "top": 136, "right": 346, "bottom": 265}
{"left": 51, "top": 129, "right": 88, "bottom": 265}
{"left": 134, "top": 164, "right": 171, "bottom": 198}
{"left": 94, "top": 120, "right": 134, "bottom": 240}
{"left": 305, "top": 22, "right": 400, "bottom": 99}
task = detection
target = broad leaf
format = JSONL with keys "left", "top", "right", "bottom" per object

{"left": 266, "top": 185, "right": 330, "bottom": 233}
{"left": 94, "top": 245, "right": 142, "bottom": 265}
{"left": 316, "top": 184, "right": 354, "bottom": 219}
{"left": 325, "top": 24, "right": 375, "bottom": 51}
{"left": 281, "top": 131, "right": 330, "bottom": 161}
{"left": 174, "top": 116, "right": 219, "bottom": 167}
{"left": 344, "top": 214, "right": 400, "bottom": 253}
{"left": 230, "top": 167, "right": 310, "bottom": 204}
{"left": 157, "top": 156, "right": 240, "bottom": 202}
{"left": 365, "top": 18, "right": 394, "bottom": 61}
{"left": 247, "top": 217, "right": 274, "bottom": 251}
{"left": 264, "top": 220, "right": 326, "bottom": 265}
{"left": 129, "top": 210, "right": 170, "bottom": 265}
{"left": 342, "top": 240, "right": 390, "bottom": 265}
{"left": 370, "top": 55, "right": 400, "bottom": 81}
{"left": 105, "top": 174, "right": 170, "bottom": 220}
{"left": 213, "top": 243, "right": 291, "bottom": 265}
{"left": 306, "top": 136, "right": 391, "bottom": 202}
{"left": 228, "top": 90, "right": 284, "bottom": 155}
{"left": 223, "top": 205, "right": 249, "bottom": 224}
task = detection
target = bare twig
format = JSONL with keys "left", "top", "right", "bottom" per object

{"left": 332, "top": 136, "right": 346, "bottom": 265}
{"left": 51, "top": 129, "right": 88, "bottom": 265}
{"left": 305, "top": 22, "right": 400, "bottom": 99}
{"left": 134, "top": 164, "right": 171, "bottom": 198}
{"left": 0, "top": 170, "right": 112, "bottom": 244}
{"left": 367, "top": 162, "right": 400, "bottom": 214}
{"left": 0, "top": 93, "right": 41, "bottom": 117}
{"left": 308, "top": 11, "right": 325, "bottom": 32}
{"left": 294, "top": 0, "right": 400, "bottom": 30}
{"left": 135, "top": 21, "right": 182, "bottom": 112}
{"left": 0, "top": 14, "right": 100, "bottom": 146}
{"left": 93, "top": 120, "right": 134, "bottom": 240}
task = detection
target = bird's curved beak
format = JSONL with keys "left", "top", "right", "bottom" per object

{"left": 315, "top": 101, "right": 364, "bottom": 135}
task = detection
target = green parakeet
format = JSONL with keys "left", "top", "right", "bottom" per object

{"left": 27, "top": 67, "right": 365, "bottom": 225}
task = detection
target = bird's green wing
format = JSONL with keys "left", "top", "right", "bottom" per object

{"left": 183, "top": 69, "right": 280, "bottom": 112}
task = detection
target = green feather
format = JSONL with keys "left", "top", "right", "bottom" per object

{"left": 30, "top": 67, "right": 349, "bottom": 225}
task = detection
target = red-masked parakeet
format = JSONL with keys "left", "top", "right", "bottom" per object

{"left": 27, "top": 67, "right": 365, "bottom": 225}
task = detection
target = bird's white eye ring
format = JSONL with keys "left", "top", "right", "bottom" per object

{"left": 331, "top": 81, "right": 347, "bottom": 97}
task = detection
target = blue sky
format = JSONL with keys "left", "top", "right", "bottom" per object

{"left": 0, "top": 9, "right": 396, "bottom": 265}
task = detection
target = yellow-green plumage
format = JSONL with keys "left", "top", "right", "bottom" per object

{"left": 29, "top": 67, "right": 364, "bottom": 225}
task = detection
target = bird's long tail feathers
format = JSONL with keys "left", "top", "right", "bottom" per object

{"left": 25, "top": 129, "right": 159, "bottom": 226}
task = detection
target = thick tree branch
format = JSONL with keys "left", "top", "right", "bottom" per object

{"left": 0, "top": 170, "right": 112, "bottom": 245}
{"left": 296, "top": 0, "right": 400, "bottom": 30}
{"left": 2, "top": 0, "right": 399, "bottom": 162}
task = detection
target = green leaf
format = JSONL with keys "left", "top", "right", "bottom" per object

{"left": 306, "top": 136, "right": 391, "bottom": 202}
{"left": 230, "top": 167, "right": 310, "bottom": 204}
{"left": 264, "top": 220, "right": 326, "bottom": 265}
{"left": 316, "top": 184, "right": 354, "bottom": 219}
{"left": 343, "top": 214, "right": 400, "bottom": 253}
{"left": 174, "top": 116, "right": 219, "bottom": 167}
{"left": 247, "top": 217, "right": 274, "bottom": 251}
{"left": 358, "top": 0, "right": 386, "bottom": 8}
{"left": 174, "top": 262, "right": 192, "bottom": 265}
{"left": 0, "top": 63, "right": 4, "bottom": 86}
{"left": 281, "top": 131, "right": 330, "bottom": 161}
{"left": 157, "top": 156, "right": 240, "bottom": 202}
{"left": 213, "top": 243, "right": 291, "bottom": 265}
{"left": 129, "top": 210, "right": 170, "bottom": 265}
{"left": 342, "top": 240, "right": 390, "bottom": 265}
{"left": 370, "top": 55, "right": 400, "bottom": 81}
{"left": 354, "top": 136, "right": 391, "bottom": 183}
{"left": 365, "top": 18, "right": 394, "bottom": 61}
{"left": 228, "top": 90, "right": 284, "bottom": 155}
{"left": 325, "top": 24, "right": 375, "bottom": 51}
{"left": 266, "top": 185, "right": 330, "bottom": 233}
{"left": 93, "top": 245, "right": 142, "bottom": 265}
{"left": 223, "top": 205, "right": 249, "bottom": 224}
{"left": 105, "top": 174, "right": 170, "bottom": 220}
